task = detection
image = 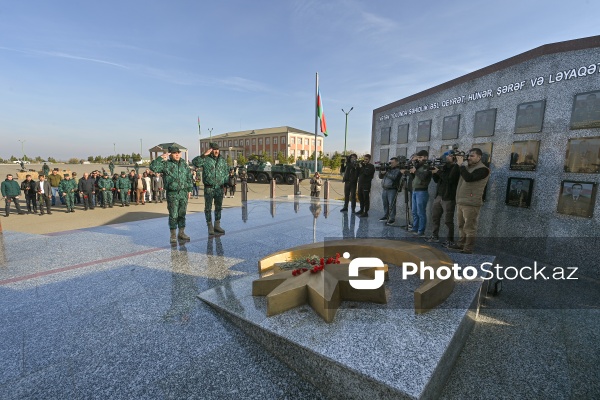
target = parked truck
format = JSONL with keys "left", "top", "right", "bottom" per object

{"left": 244, "top": 159, "right": 310, "bottom": 184}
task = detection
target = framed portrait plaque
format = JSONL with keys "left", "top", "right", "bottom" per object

{"left": 397, "top": 124, "right": 409, "bottom": 144}
{"left": 510, "top": 140, "right": 540, "bottom": 171}
{"left": 515, "top": 100, "right": 545, "bottom": 133}
{"left": 379, "top": 148, "right": 389, "bottom": 164}
{"left": 472, "top": 142, "right": 493, "bottom": 164}
{"left": 381, "top": 127, "right": 391, "bottom": 145}
{"left": 557, "top": 180, "right": 597, "bottom": 218}
{"left": 564, "top": 136, "right": 600, "bottom": 173}
{"left": 442, "top": 114, "right": 460, "bottom": 140}
{"left": 473, "top": 109, "right": 497, "bottom": 137}
{"left": 506, "top": 177, "right": 534, "bottom": 208}
{"left": 570, "top": 90, "right": 600, "bottom": 130}
{"left": 417, "top": 120, "right": 431, "bottom": 142}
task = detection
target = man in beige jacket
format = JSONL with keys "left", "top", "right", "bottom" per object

{"left": 448, "top": 148, "right": 490, "bottom": 254}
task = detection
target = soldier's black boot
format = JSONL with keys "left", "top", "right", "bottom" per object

{"left": 178, "top": 228, "right": 190, "bottom": 241}
{"left": 214, "top": 220, "right": 225, "bottom": 234}
{"left": 170, "top": 229, "right": 177, "bottom": 244}
{"left": 207, "top": 222, "right": 215, "bottom": 235}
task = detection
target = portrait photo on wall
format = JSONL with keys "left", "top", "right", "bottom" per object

{"left": 472, "top": 142, "right": 493, "bottom": 164}
{"left": 396, "top": 147, "right": 407, "bottom": 158}
{"left": 379, "top": 148, "right": 390, "bottom": 164}
{"left": 557, "top": 180, "right": 597, "bottom": 218}
{"left": 381, "top": 127, "right": 391, "bottom": 145}
{"left": 505, "top": 177, "right": 534, "bottom": 208}
{"left": 416, "top": 146, "right": 429, "bottom": 155}
{"left": 515, "top": 100, "right": 545, "bottom": 133}
{"left": 397, "top": 123, "right": 409, "bottom": 144}
{"left": 442, "top": 114, "right": 460, "bottom": 140}
{"left": 570, "top": 90, "right": 600, "bottom": 129}
{"left": 473, "top": 108, "right": 497, "bottom": 137}
{"left": 510, "top": 140, "right": 540, "bottom": 171}
{"left": 564, "top": 136, "right": 600, "bottom": 173}
{"left": 417, "top": 120, "right": 432, "bottom": 142}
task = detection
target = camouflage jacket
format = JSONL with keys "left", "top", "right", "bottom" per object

{"left": 191, "top": 154, "right": 229, "bottom": 187}
{"left": 98, "top": 177, "right": 114, "bottom": 190}
{"left": 116, "top": 176, "right": 131, "bottom": 190}
{"left": 58, "top": 179, "right": 77, "bottom": 193}
{"left": 149, "top": 157, "right": 193, "bottom": 193}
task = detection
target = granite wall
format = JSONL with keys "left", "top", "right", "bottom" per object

{"left": 370, "top": 37, "right": 600, "bottom": 275}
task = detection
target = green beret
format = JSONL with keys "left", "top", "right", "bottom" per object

{"left": 209, "top": 142, "right": 219, "bottom": 150}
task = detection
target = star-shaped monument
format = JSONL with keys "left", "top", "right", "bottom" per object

{"left": 252, "top": 261, "right": 387, "bottom": 322}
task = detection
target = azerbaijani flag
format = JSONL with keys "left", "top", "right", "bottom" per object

{"left": 317, "top": 88, "right": 328, "bottom": 137}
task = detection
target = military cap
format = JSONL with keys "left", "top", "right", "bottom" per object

{"left": 209, "top": 142, "right": 219, "bottom": 150}
{"left": 53, "top": 168, "right": 59, "bottom": 171}
{"left": 64, "top": 173, "right": 70, "bottom": 177}
{"left": 121, "top": 171, "right": 126, "bottom": 175}
{"left": 168, "top": 145, "right": 181, "bottom": 153}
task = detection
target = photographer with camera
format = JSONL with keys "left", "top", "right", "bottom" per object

{"left": 378, "top": 157, "right": 402, "bottom": 225}
{"left": 340, "top": 153, "right": 359, "bottom": 213}
{"left": 407, "top": 150, "right": 432, "bottom": 237}
{"left": 426, "top": 150, "right": 460, "bottom": 245}
{"left": 447, "top": 148, "right": 490, "bottom": 254}
{"left": 356, "top": 154, "right": 375, "bottom": 217}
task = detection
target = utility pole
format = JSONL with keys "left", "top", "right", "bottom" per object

{"left": 342, "top": 107, "right": 353, "bottom": 157}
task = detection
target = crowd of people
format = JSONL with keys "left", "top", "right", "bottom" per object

{"left": 1, "top": 167, "right": 170, "bottom": 217}
{"left": 340, "top": 148, "right": 490, "bottom": 254}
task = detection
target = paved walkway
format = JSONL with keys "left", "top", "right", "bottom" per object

{"left": 0, "top": 197, "right": 598, "bottom": 399}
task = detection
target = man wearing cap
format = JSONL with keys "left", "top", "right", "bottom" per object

{"left": 116, "top": 171, "right": 132, "bottom": 207}
{"left": 427, "top": 151, "right": 460, "bottom": 245}
{"left": 109, "top": 160, "right": 115, "bottom": 176}
{"left": 191, "top": 142, "right": 229, "bottom": 235}
{"left": 58, "top": 173, "right": 77, "bottom": 213}
{"left": 47, "top": 168, "right": 63, "bottom": 206}
{"left": 150, "top": 145, "right": 193, "bottom": 243}
{"left": 42, "top": 162, "right": 50, "bottom": 177}
{"left": 98, "top": 172, "right": 114, "bottom": 208}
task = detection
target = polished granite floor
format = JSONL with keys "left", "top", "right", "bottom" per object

{"left": 0, "top": 197, "right": 598, "bottom": 399}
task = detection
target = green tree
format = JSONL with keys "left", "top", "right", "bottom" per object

{"left": 321, "top": 155, "right": 331, "bottom": 169}
{"left": 88, "top": 156, "right": 94, "bottom": 162}
{"left": 236, "top": 154, "right": 247, "bottom": 166}
{"left": 276, "top": 151, "right": 287, "bottom": 165}
{"left": 68, "top": 158, "right": 80, "bottom": 164}
{"left": 9, "top": 155, "right": 17, "bottom": 162}
{"left": 47, "top": 157, "right": 57, "bottom": 163}
{"left": 94, "top": 155, "right": 103, "bottom": 163}
{"left": 226, "top": 155, "right": 232, "bottom": 166}
{"left": 34, "top": 156, "right": 43, "bottom": 162}
{"left": 132, "top": 153, "right": 141, "bottom": 162}
{"left": 287, "top": 155, "right": 296, "bottom": 164}
{"left": 330, "top": 152, "right": 342, "bottom": 170}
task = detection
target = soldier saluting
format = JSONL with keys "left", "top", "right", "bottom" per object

{"left": 150, "top": 145, "right": 193, "bottom": 243}
{"left": 191, "top": 142, "right": 229, "bottom": 235}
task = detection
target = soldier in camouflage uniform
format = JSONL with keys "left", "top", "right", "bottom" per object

{"left": 98, "top": 172, "right": 114, "bottom": 208}
{"left": 191, "top": 142, "right": 229, "bottom": 235}
{"left": 150, "top": 145, "right": 193, "bottom": 243}
{"left": 109, "top": 160, "right": 115, "bottom": 176}
{"left": 58, "top": 174, "right": 77, "bottom": 213}
{"left": 116, "top": 171, "right": 132, "bottom": 207}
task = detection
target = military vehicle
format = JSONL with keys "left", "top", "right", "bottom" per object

{"left": 244, "top": 159, "right": 310, "bottom": 184}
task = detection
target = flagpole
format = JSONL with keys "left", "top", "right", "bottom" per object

{"left": 314, "top": 72, "right": 319, "bottom": 174}
{"left": 198, "top": 117, "right": 201, "bottom": 156}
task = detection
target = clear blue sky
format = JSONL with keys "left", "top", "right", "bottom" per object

{"left": 1, "top": 0, "right": 598, "bottom": 160}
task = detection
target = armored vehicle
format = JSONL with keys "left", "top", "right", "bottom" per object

{"left": 245, "top": 160, "right": 310, "bottom": 184}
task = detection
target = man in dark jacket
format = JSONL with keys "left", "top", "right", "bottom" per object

{"left": 151, "top": 145, "right": 193, "bottom": 243}
{"left": 1, "top": 174, "right": 25, "bottom": 216}
{"left": 379, "top": 157, "right": 402, "bottom": 225}
{"left": 78, "top": 172, "right": 96, "bottom": 210}
{"left": 35, "top": 175, "right": 52, "bottom": 215}
{"left": 20, "top": 174, "right": 37, "bottom": 214}
{"left": 355, "top": 154, "right": 375, "bottom": 218}
{"left": 341, "top": 154, "right": 359, "bottom": 212}
{"left": 152, "top": 172, "right": 164, "bottom": 203}
{"left": 409, "top": 150, "right": 432, "bottom": 237}
{"left": 427, "top": 151, "right": 460, "bottom": 245}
